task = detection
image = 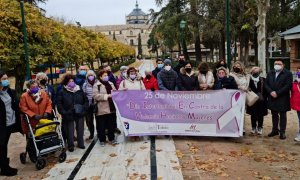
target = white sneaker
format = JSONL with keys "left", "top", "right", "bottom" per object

{"left": 251, "top": 128, "right": 257, "bottom": 134}
{"left": 257, "top": 128, "right": 263, "bottom": 135}
{"left": 294, "top": 135, "right": 300, "bottom": 142}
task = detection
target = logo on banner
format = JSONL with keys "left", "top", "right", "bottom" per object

{"left": 185, "top": 124, "right": 200, "bottom": 133}
{"left": 124, "top": 122, "right": 130, "bottom": 129}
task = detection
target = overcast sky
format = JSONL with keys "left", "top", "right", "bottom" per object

{"left": 39, "top": 0, "right": 161, "bottom": 26}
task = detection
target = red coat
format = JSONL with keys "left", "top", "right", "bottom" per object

{"left": 143, "top": 75, "right": 159, "bottom": 90}
{"left": 291, "top": 82, "right": 300, "bottom": 111}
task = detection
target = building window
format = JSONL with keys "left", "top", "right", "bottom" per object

{"left": 130, "top": 39, "right": 134, "bottom": 46}
{"left": 120, "top": 31, "right": 122, "bottom": 34}
{"left": 130, "top": 31, "right": 133, "bottom": 35}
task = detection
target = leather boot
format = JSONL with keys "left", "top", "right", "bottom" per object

{"left": 0, "top": 158, "right": 17, "bottom": 176}
{"left": 280, "top": 132, "right": 286, "bottom": 140}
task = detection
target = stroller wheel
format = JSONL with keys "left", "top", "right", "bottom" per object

{"left": 58, "top": 152, "right": 67, "bottom": 163}
{"left": 20, "top": 153, "right": 26, "bottom": 164}
{"left": 35, "top": 158, "right": 46, "bottom": 170}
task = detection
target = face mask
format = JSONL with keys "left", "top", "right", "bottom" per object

{"left": 252, "top": 73, "right": 259, "bottom": 78}
{"left": 30, "top": 87, "right": 39, "bottom": 94}
{"left": 79, "top": 70, "right": 87, "bottom": 76}
{"left": 122, "top": 72, "right": 127, "bottom": 78}
{"left": 103, "top": 76, "right": 109, "bottom": 82}
{"left": 67, "top": 81, "right": 76, "bottom": 88}
{"left": 157, "top": 64, "right": 164, "bottom": 69}
{"left": 165, "top": 66, "right": 171, "bottom": 71}
{"left": 40, "top": 79, "right": 47, "bottom": 85}
{"left": 0, "top": 79, "right": 9, "bottom": 87}
{"left": 185, "top": 68, "right": 192, "bottom": 74}
{"left": 88, "top": 76, "right": 95, "bottom": 81}
{"left": 233, "top": 67, "right": 241, "bottom": 73}
{"left": 200, "top": 70, "right": 207, "bottom": 74}
{"left": 130, "top": 74, "right": 136, "bottom": 80}
{"left": 146, "top": 74, "right": 151, "bottom": 80}
{"left": 274, "top": 65, "right": 282, "bottom": 71}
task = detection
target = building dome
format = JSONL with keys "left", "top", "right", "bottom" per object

{"left": 126, "top": 1, "right": 148, "bottom": 24}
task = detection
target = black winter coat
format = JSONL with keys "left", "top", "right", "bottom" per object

{"left": 264, "top": 69, "right": 293, "bottom": 112}
{"left": 177, "top": 68, "right": 199, "bottom": 91}
{"left": 246, "top": 78, "right": 268, "bottom": 116}
{"left": 213, "top": 76, "right": 238, "bottom": 90}
{"left": 0, "top": 88, "right": 22, "bottom": 145}
{"left": 57, "top": 87, "right": 89, "bottom": 121}
{"left": 152, "top": 67, "right": 161, "bottom": 79}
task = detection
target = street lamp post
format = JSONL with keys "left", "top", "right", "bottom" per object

{"left": 226, "top": 0, "right": 231, "bottom": 68}
{"left": 180, "top": 20, "right": 187, "bottom": 59}
{"left": 20, "top": 0, "right": 31, "bottom": 80}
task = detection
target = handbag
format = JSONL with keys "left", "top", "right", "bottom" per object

{"left": 93, "top": 85, "right": 101, "bottom": 114}
{"left": 246, "top": 90, "right": 259, "bottom": 107}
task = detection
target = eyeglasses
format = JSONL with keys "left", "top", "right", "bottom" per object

{"left": 274, "top": 63, "right": 283, "bottom": 65}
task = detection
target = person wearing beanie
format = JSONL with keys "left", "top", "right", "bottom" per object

{"left": 116, "top": 66, "right": 129, "bottom": 90}
{"left": 157, "top": 59, "right": 178, "bottom": 90}
{"left": 82, "top": 70, "right": 98, "bottom": 140}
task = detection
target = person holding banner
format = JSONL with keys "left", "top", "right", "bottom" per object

{"left": 116, "top": 66, "right": 129, "bottom": 90}
{"left": 265, "top": 59, "right": 293, "bottom": 140}
{"left": 152, "top": 58, "right": 164, "bottom": 79}
{"left": 93, "top": 70, "right": 118, "bottom": 146}
{"left": 198, "top": 62, "right": 215, "bottom": 90}
{"left": 213, "top": 67, "right": 238, "bottom": 90}
{"left": 229, "top": 61, "right": 250, "bottom": 92}
{"left": 119, "top": 67, "right": 146, "bottom": 90}
{"left": 177, "top": 62, "right": 199, "bottom": 91}
{"left": 246, "top": 67, "right": 268, "bottom": 135}
{"left": 143, "top": 69, "right": 159, "bottom": 91}
{"left": 157, "top": 59, "right": 178, "bottom": 91}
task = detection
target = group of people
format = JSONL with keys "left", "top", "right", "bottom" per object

{"left": 0, "top": 56, "right": 300, "bottom": 176}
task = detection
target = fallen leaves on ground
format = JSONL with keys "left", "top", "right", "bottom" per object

{"left": 109, "top": 153, "right": 117, "bottom": 157}
{"left": 140, "top": 174, "right": 147, "bottom": 179}
{"left": 176, "top": 150, "right": 184, "bottom": 158}
{"left": 156, "top": 149, "right": 163, "bottom": 152}
{"left": 65, "top": 158, "right": 79, "bottom": 163}
{"left": 126, "top": 158, "right": 133, "bottom": 167}
{"left": 90, "top": 176, "right": 101, "bottom": 180}
{"left": 140, "top": 146, "right": 148, "bottom": 150}
{"left": 196, "top": 159, "right": 228, "bottom": 177}
{"left": 129, "top": 172, "right": 139, "bottom": 180}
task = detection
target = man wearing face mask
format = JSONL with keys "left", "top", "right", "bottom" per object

{"left": 157, "top": 59, "right": 178, "bottom": 91}
{"left": 152, "top": 58, "right": 164, "bottom": 79}
{"left": 82, "top": 70, "right": 98, "bottom": 140}
{"left": 174, "top": 55, "right": 186, "bottom": 74}
{"left": 75, "top": 66, "right": 88, "bottom": 88}
{"left": 36, "top": 72, "right": 56, "bottom": 108}
{"left": 104, "top": 65, "right": 117, "bottom": 87}
{"left": 143, "top": 69, "right": 159, "bottom": 91}
{"left": 265, "top": 59, "right": 293, "bottom": 140}
{"left": 177, "top": 62, "right": 199, "bottom": 91}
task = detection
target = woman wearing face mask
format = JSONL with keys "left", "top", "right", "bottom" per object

{"left": 93, "top": 70, "right": 118, "bottom": 146}
{"left": 36, "top": 72, "right": 56, "bottom": 108}
{"left": 0, "top": 71, "right": 21, "bottom": 176}
{"left": 82, "top": 70, "right": 98, "bottom": 140}
{"left": 75, "top": 66, "right": 88, "bottom": 88}
{"left": 213, "top": 59, "right": 229, "bottom": 80}
{"left": 20, "top": 80, "right": 52, "bottom": 134}
{"left": 143, "top": 69, "right": 159, "bottom": 91}
{"left": 213, "top": 67, "right": 238, "bottom": 90}
{"left": 177, "top": 62, "right": 199, "bottom": 91}
{"left": 246, "top": 67, "right": 268, "bottom": 135}
{"left": 116, "top": 66, "right": 129, "bottom": 90}
{"left": 197, "top": 62, "right": 214, "bottom": 90}
{"left": 119, "top": 67, "right": 146, "bottom": 90}
{"left": 57, "top": 74, "right": 88, "bottom": 152}
{"left": 291, "top": 68, "right": 300, "bottom": 142}
{"left": 229, "top": 61, "right": 250, "bottom": 92}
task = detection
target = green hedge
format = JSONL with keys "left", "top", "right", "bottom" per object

{"left": 111, "top": 59, "right": 135, "bottom": 73}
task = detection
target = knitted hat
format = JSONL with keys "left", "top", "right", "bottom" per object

{"left": 120, "top": 66, "right": 129, "bottom": 71}
{"left": 164, "top": 59, "right": 172, "bottom": 66}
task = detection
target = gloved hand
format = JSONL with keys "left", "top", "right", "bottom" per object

{"left": 34, "top": 115, "right": 42, "bottom": 121}
{"left": 43, "top": 113, "right": 49, "bottom": 119}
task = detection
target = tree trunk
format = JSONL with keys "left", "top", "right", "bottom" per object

{"left": 244, "top": 32, "right": 250, "bottom": 66}
{"left": 14, "top": 63, "right": 26, "bottom": 96}
{"left": 256, "top": 0, "right": 270, "bottom": 76}
{"left": 254, "top": 28, "right": 258, "bottom": 65}
{"left": 195, "top": 34, "right": 202, "bottom": 62}
{"left": 280, "top": 0, "right": 287, "bottom": 57}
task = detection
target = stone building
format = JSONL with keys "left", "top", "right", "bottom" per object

{"left": 85, "top": 1, "right": 153, "bottom": 57}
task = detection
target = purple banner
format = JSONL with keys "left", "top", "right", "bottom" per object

{"left": 112, "top": 90, "right": 245, "bottom": 137}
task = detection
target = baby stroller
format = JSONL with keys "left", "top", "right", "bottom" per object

{"left": 19, "top": 110, "right": 67, "bottom": 170}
